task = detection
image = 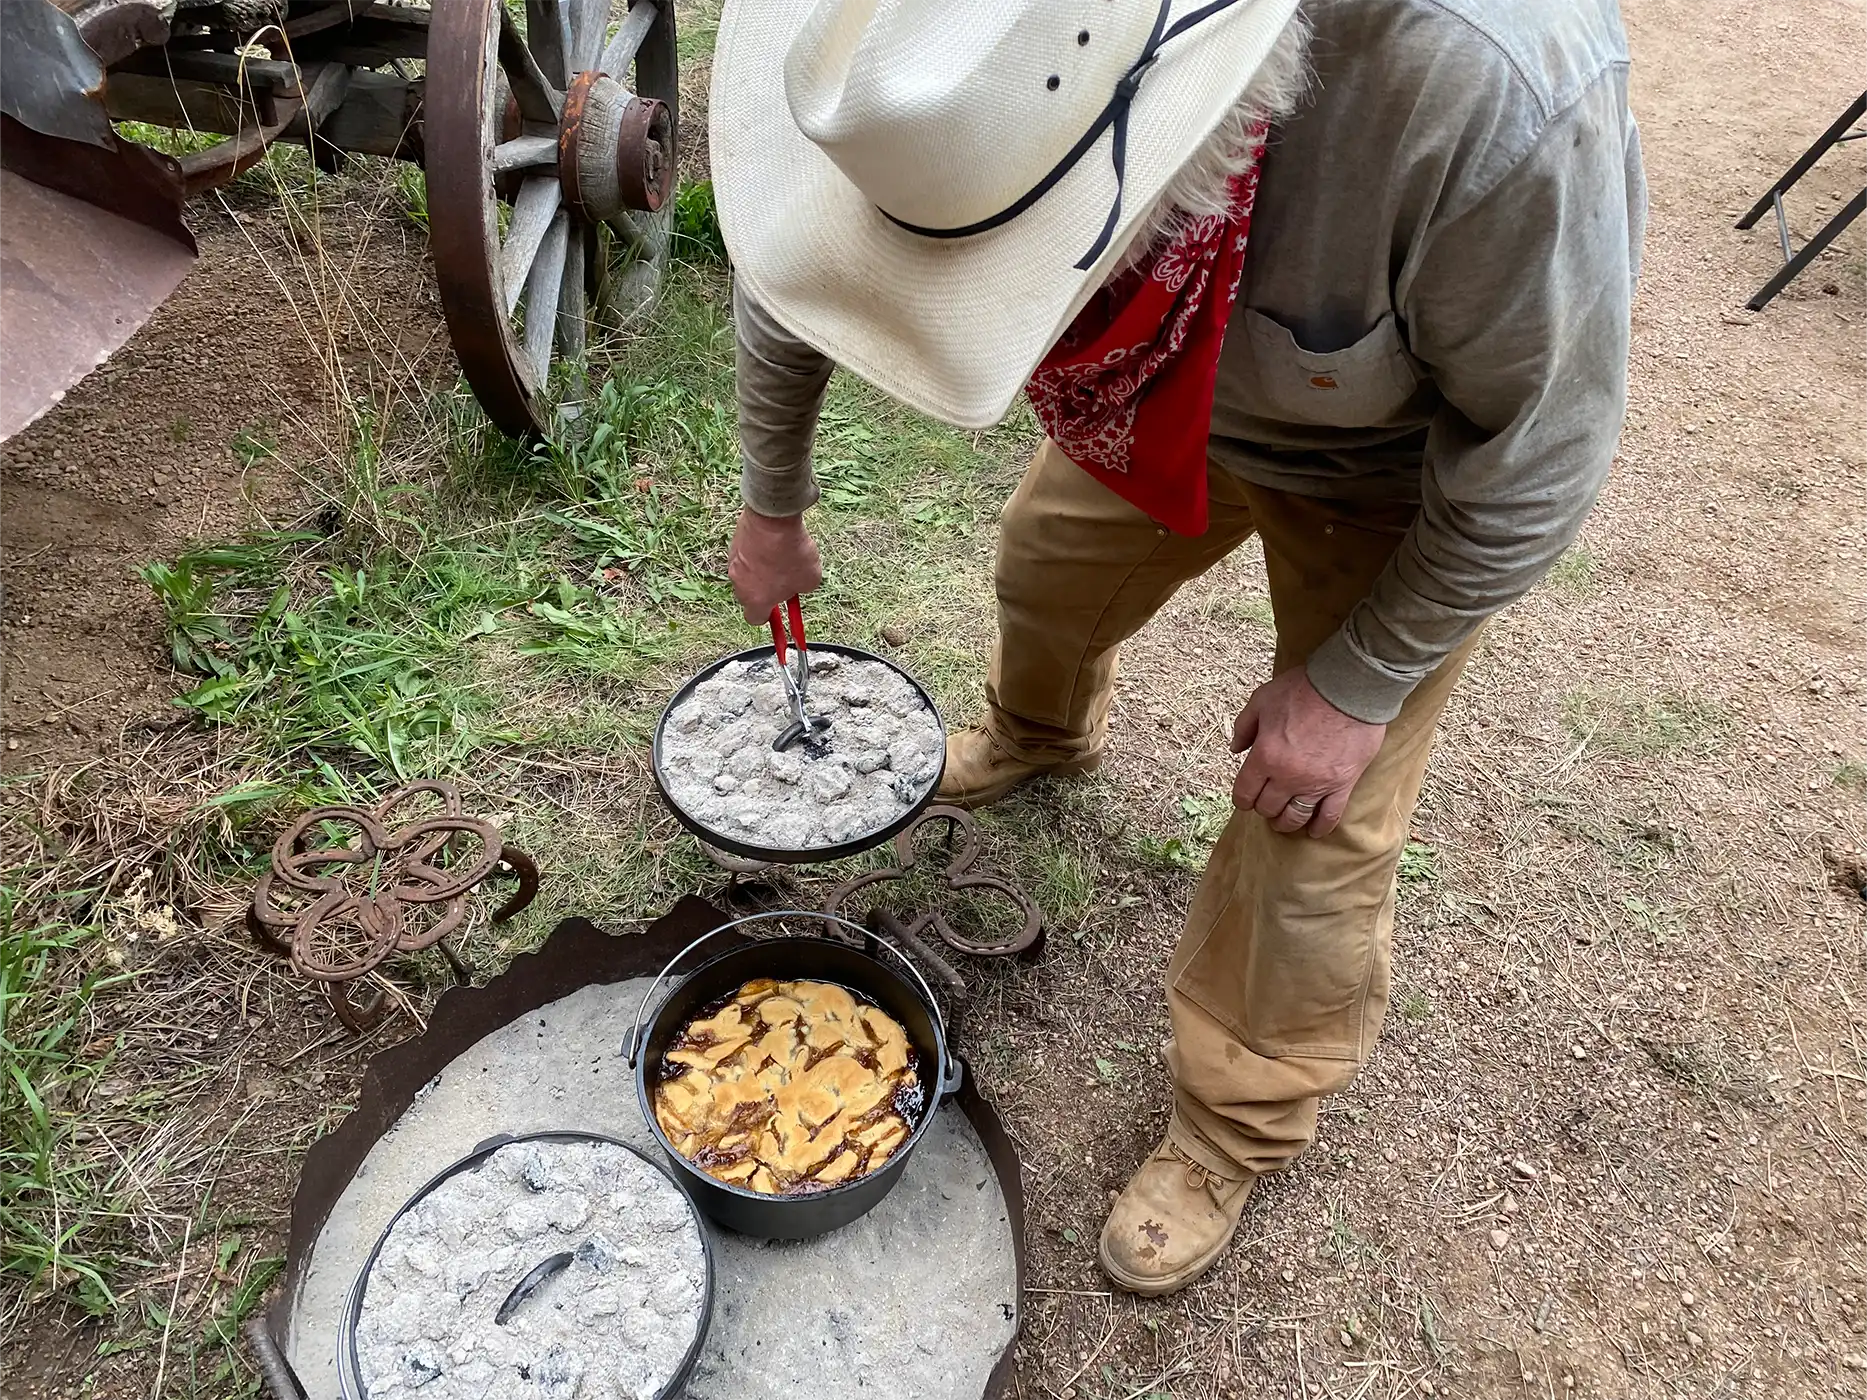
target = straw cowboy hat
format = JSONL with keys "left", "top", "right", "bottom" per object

{"left": 711, "top": 0, "right": 1301, "bottom": 430}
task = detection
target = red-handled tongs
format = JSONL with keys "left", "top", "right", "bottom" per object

{"left": 768, "top": 594, "right": 831, "bottom": 751}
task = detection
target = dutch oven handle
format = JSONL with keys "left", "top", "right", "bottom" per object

{"left": 494, "top": 1251, "right": 575, "bottom": 1325}
{"left": 624, "top": 910, "right": 963, "bottom": 1096}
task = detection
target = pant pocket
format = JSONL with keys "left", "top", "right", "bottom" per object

{"left": 1173, "top": 832, "right": 1395, "bottom": 1062}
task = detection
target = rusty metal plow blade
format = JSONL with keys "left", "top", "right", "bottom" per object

{"left": 0, "top": 0, "right": 195, "bottom": 440}
{"left": 0, "top": 167, "right": 195, "bottom": 439}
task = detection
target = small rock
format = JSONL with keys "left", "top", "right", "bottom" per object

{"left": 1383, "top": 1147, "right": 1397, "bottom": 1162}
{"left": 1281, "top": 1268, "right": 1295, "bottom": 1283}
{"left": 1339, "top": 1330, "right": 1355, "bottom": 1348}
{"left": 1841, "top": 1354, "right": 1867, "bottom": 1371}
{"left": 1680, "top": 1291, "right": 1695, "bottom": 1307}
{"left": 4, "top": 739, "right": 16, "bottom": 752}
{"left": 1685, "top": 1330, "right": 1704, "bottom": 1349}
{"left": 1511, "top": 1158, "right": 1539, "bottom": 1180}
{"left": 1502, "top": 1192, "right": 1519, "bottom": 1215}
{"left": 1571, "top": 1045, "right": 1587, "bottom": 1059}
{"left": 881, "top": 625, "right": 908, "bottom": 648}
{"left": 1489, "top": 1228, "right": 1512, "bottom": 1250}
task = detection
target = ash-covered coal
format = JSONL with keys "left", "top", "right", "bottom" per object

{"left": 659, "top": 653, "right": 942, "bottom": 850}
{"left": 352, "top": 1138, "right": 706, "bottom": 1400}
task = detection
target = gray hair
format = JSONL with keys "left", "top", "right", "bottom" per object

{"left": 1110, "top": 11, "right": 1313, "bottom": 277}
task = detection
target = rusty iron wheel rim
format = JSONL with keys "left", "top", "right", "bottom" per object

{"left": 427, "top": 0, "right": 678, "bottom": 439}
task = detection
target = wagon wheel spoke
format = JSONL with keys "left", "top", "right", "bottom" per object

{"left": 527, "top": 0, "right": 572, "bottom": 89}
{"left": 600, "top": 2, "right": 659, "bottom": 76}
{"left": 500, "top": 176, "right": 563, "bottom": 314}
{"left": 493, "top": 135, "right": 560, "bottom": 173}
{"left": 523, "top": 210, "right": 571, "bottom": 379}
{"left": 559, "top": 222, "right": 589, "bottom": 366}
{"left": 569, "top": 0, "right": 612, "bottom": 76}
{"left": 498, "top": 4, "right": 564, "bottom": 122}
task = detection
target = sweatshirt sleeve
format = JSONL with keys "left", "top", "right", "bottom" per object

{"left": 1305, "top": 71, "right": 1647, "bottom": 724}
{"left": 734, "top": 279, "right": 834, "bottom": 517}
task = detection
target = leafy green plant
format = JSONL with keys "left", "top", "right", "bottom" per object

{"left": 1396, "top": 840, "right": 1437, "bottom": 893}
{"left": 143, "top": 535, "right": 521, "bottom": 778}
{"left": 395, "top": 164, "right": 429, "bottom": 230}
{"left": 519, "top": 579, "right": 684, "bottom": 675}
{"left": 670, "top": 179, "right": 726, "bottom": 265}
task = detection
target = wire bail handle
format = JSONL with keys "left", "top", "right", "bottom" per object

{"left": 623, "top": 909, "right": 956, "bottom": 1090}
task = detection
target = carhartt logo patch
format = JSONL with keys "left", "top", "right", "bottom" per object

{"left": 1309, "top": 374, "right": 1338, "bottom": 389}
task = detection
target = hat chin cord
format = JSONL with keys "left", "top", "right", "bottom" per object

{"left": 873, "top": 0, "right": 1250, "bottom": 269}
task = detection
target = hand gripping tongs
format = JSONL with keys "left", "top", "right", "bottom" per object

{"left": 768, "top": 595, "right": 831, "bottom": 752}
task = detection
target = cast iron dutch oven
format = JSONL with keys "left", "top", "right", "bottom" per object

{"left": 650, "top": 642, "right": 946, "bottom": 865}
{"left": 337, "top": 1129, "right": 715, "bottom": 1400}
{"left": 628, "top": 912, "right": 964, "bottom": 1239}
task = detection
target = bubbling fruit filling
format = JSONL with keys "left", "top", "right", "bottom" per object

{"left": 652, "top": 978, "right": 924, "bottom": 1195}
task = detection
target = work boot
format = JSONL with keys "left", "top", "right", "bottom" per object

{"left": 1098, "top": 1136, "right": 1257, "bottom": 1297}
{"left": 935, "top": 726, "right": 1100, "bottom": 810}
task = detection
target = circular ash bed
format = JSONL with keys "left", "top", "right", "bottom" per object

{"left": 352, "top": 1138, "right": 707, "bottom": 1400}
{"left": 658, "top": 653, "right": 943, "bottom": 851}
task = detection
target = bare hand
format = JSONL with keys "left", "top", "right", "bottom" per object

{"left": 728, "top": 507, "right": 823, "bottom": 623}
{"left": 1231, "top": 668, "right": 1386, "bottom": 838}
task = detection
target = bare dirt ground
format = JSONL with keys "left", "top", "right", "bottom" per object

{"left": 3, "top": 1, "right": 1864, "bottom": 1397}
{"left": 0, "top": 174, "right": 446, "bottom": 774}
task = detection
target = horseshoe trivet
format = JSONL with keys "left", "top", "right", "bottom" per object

{"left": 822, "top": 805, "right": 1046, "bottom": 961}
{"left": 246, "top": 781, "right": 540, "bottom": 1033}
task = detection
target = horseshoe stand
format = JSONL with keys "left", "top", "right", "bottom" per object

{"left": 247, "top": 782, "right": 540, "bottom": 1033}
{"left": 821, "top": 806, "right": 1046, "bottom": 1032}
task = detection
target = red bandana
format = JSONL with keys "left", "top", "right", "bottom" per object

{"left": 1025, "top": 145, "right": 1263, "bottom": 537}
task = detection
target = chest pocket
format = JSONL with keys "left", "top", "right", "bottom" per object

{"left": 1233, "top": 309, "right": 1421, "bottom": 428}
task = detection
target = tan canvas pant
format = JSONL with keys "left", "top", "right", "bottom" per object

{"left": 987, "top": 440, "right": 1482, "bottom": 1178}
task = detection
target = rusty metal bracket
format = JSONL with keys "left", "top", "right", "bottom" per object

{"left": 246, "top": 781, "right": 539, "bottom": 1033}
{"left": 822, "top": 805, "right": 1046, "bottom": 961}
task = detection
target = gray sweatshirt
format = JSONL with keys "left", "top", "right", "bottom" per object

{"left": 733, "top": 0, "right": 1647, "bottom": 723}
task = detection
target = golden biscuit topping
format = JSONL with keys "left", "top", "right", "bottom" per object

{"left": 653, "top": 979, "right": 922, "bottom": 1195}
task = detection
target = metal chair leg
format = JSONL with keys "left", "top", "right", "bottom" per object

{"left": 1736, "top": 91, "right": 1867, "bottom": 230}
{"left": 1745, "top": 187, "right": 1866, "bottom": 311}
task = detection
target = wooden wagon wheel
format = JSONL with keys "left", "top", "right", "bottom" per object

{"left": 426, "top": 0, "right": 678, "bottom": 438}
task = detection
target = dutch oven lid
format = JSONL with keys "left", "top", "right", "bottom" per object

{"left": 338, "top": 1130, "right": 715, "bottom": 1400}
{"left": 651, "top": 643, "right": 947, "bottom": 865}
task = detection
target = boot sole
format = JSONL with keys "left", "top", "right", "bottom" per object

{"left": 1097, "top": 1219, "right": 1236, "bottom": 1298}
{"left": 937, "top": 752, "right": 1101, "bottom": 812}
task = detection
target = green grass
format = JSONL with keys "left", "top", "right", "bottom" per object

{"left": 1562, "top": 687, "right": 1728, "bottom": 758}
{"left": 0, "top": 883, "right": 140, "bottom": 1322}
{"left": 1202, "top": 592, "right": 1276, "bottom": 630}
{"left": 1396, "top": 839, "right": 1437, "bottom": 894}
{"left": 670, "top": 179, "right": 726, "bottom": 265}
{"left": 676, "top": 0, "right": 725, "bottom": 62}
{"left": 132, "top": 263, "right": 1030, "bottom": 915}
{"left": 1544, "top": 546, "right": 1599, "bottom": 597}
{"left": 115, "top": 121, "right": 223, "bottom": 158}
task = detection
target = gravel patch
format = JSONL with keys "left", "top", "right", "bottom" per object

{"left": 352, "top": 1138, "right": 706, "bottom": 1400}
{"left": 659, "top": 654, "right": 942, "bottom": 850}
